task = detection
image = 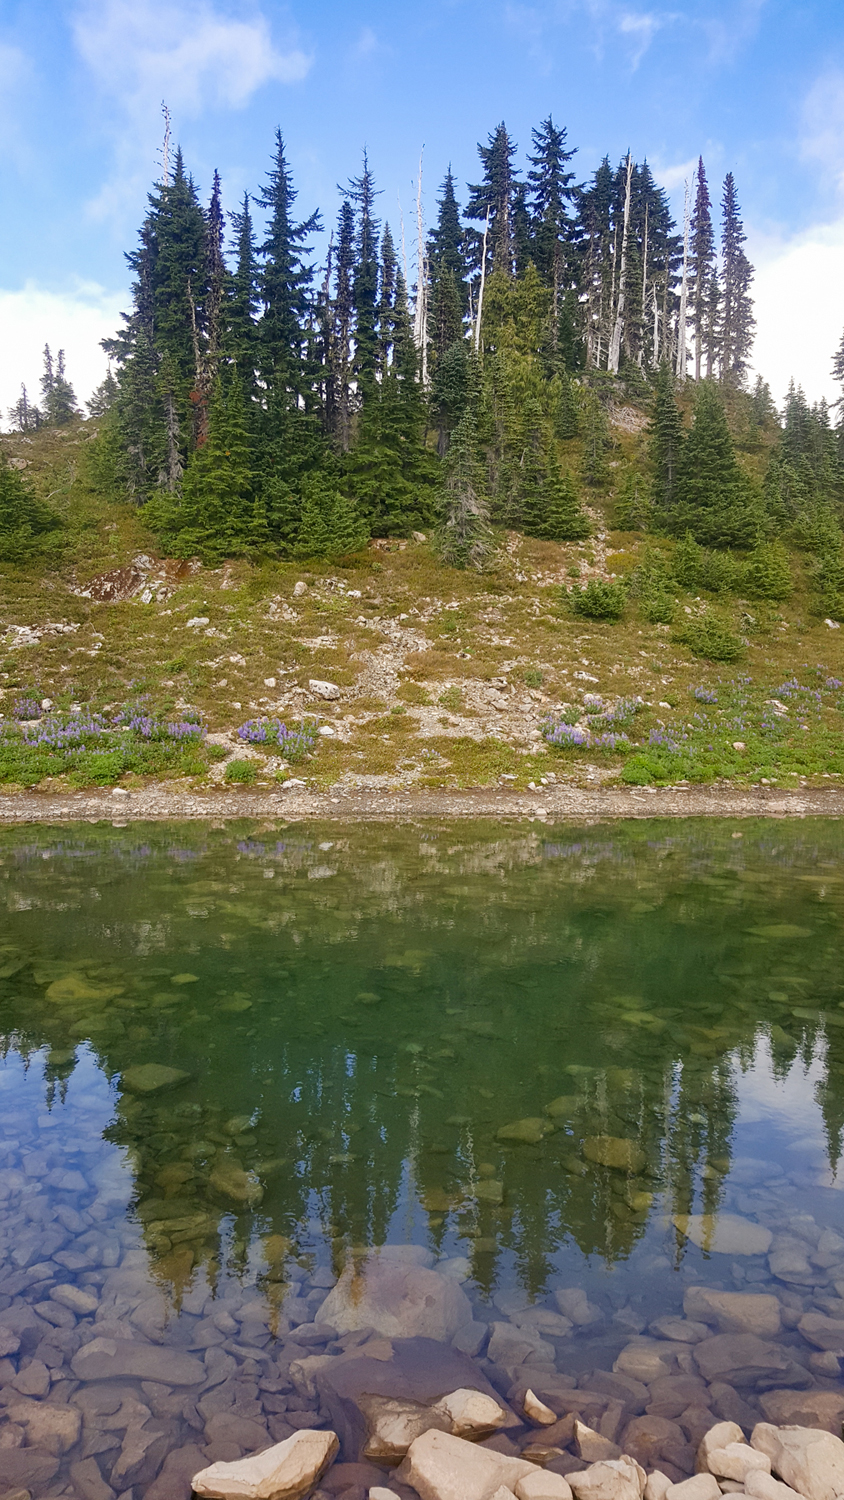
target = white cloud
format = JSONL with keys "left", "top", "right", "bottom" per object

{"left": 748, "top": 219, "right": 844, "bottom": 408}
{"left": 800, "top": 71, "right": 844, "bottom": 194}
{"left": 0, "top": 282, "right": 125, "bottom": 429}
{"left": 650, "top": 155, "right": 697, "bottom": 192}
{"left": 73, "top": 0, "right": 311, "bottom": 115}
{"left": 71, "top": 0, "right": 312, "bottom": 228}
{"left": 617, "top": 11, "right": 663, "bottom": 68}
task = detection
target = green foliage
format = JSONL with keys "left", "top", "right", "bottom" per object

{"left": 614, "top": 469, "right": 653, "bottom": 530}
{"left": 673, "top": 613, "right": 744, "bottom": 661}
{"left": 0, "top": 452, "right": 62, "bottom": 562}
{"left": 554, "top": 374, "right": 579, "bottom": 439}
{"left": 742, "top": 541, "right": 793, "bottom": 601}
{"left": 436, "top": 411, "right": 496, "bottom": 571}
{"left": 631, "top": 549, "right": 675, "bottom": 623}
{"left": 809, "top": 547, "right": 844, "bottom": 620}
{"left": 224, "top": 759, "right": 257, "bottom": 784}
{"left": 294, "top": 475, "right": 369, "bottom": 559}
{"left": 672, "top": 532, "right": 743, "bottom": 594}
{"left": 542, "top": 454, "right": 590, "bottom": 540}
{"left": 568, "top": 578, "right": 627, "bottom": 620}
{"left": 579, "top": 391, "right": 611, "bottom": 487}
{"left": 664, "top": 383, "right": 761, "bottom": 549}
{"left": 648, "top": 363, "right": 685, "bottom": 515}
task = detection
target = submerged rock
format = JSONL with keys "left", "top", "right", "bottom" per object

{"left": 583, "top": 1137, "right": 647, "bottom": 1173}
{"left": 683, "top": 1289, "right": 782, "bottom": 1337}
{"left": 693, "top": 1334, "right": 807, "bottom": 1389}
{"left": 497, "top": 1118, "right": 548, "bottom": 1145}
{"left": 318, "top": 1248, "right": 472, "bottom": 1342}
{"left": 191, "top": 1429, "right": 339, "bottom": 1499}
{"left": 121, "top": 1063, "right": 191, "bottom": 1094}
{"left": 71, "top": 1335, "right": 205, "bottom": 1385}
{"left": 209, "top": 1156, "right": 264, "bottom": 1207}
{"left": 672, "top": 1215, "right": 773, "bottom": 1256}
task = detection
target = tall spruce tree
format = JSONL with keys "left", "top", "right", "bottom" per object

{"left": 689, "top": 158, "right": 716, "bottom": 382}
{"left": 428, "top": 170, "right": 468, "bottom": 362}
{"left": 325, "top": 200, "right": 356, "bottom": 451}
{"left": 345, "top": 151, "right": 381, "bottom": 399}
{"left": 719, "top": 173, "right": 755, "bottom": 389}
{"left": 257, "top": 131, "right": 322, "bottom": 405}
{"left": 649, "top": 363, "right": 686, "bottom": 517}
{"left": 437, "top": 409, "right": 495, "bottom": 569}
{"left": 466, "top": 122, "right": 520, "bottom": 279}
{"left": 226, "top": 192, "right": 261, "bottom": 407}
{"left": 0, "top": 452, "right": 61, "bottom": 560}
{"left": 526, "top": 117, "right": 578, "bottom": 331}
{"left": 671, "top": 381, "right": 759, "bottom": 547}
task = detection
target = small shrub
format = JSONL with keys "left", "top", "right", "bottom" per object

{"left": 742, "top": 542, "right": 793, "bottom": 601}
{"left": 225, "top": 759, "right": 257, "bottom": 784}
{"left": 674, "top": 614, "right": 744, "bottom": 662}
{"left": 522, "top": 669, "right": 544, "bottom": 688}
{"left": 568, "top": 579, "right": 627, "bottom": 621}
{"left": 438, "top": 686, "right": 464, "bottom": 713}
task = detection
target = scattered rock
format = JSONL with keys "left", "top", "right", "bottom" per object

{"left": 209, "top": 1156, "right": 264, "bottom": 1207}
{"left": 318, "top": 1251, "right": 473, "bottom": 1343}
{"left": 397, "top": 1428, "right": 536, "bottom": 1500}
{"left": 51, "top": 1282, "right": 99, "bottom": 1315}
{"left": 751, "top": 1422, "right": 844, "bottom": 1500}
{"left": 643, "top": 1474, "right": 671, "bottom": 1500}
{"left": 796, "top": 1313, "right": 844, "bottom": 1352}
{"left": 693, "top": 1336, "right": 805, "bottom": 1389}
{"left": 6, "top": 1398, "right": 82, "bottom": 1454}
{"left": 672, "top": 1216, "right": 772, "bottom": 1257}
{"left": 697, "top": 1424, "right": 744, "bottom": 1465}
{"left": 497, "top": 1119, "right": 548, "bottom": 1146}
{"left": 757, "top": 1391, "right": 844, "bottom": 1433}
{"left": 309, "top": 680, "right": 341, "bottom": 700}
{"left": 434, "top": 1389, "right": 509, "bottom": 1440}
{"left": 515, "top": 1474, "right": 574, "bottom": 1500}
{"left": 664, "top": 1478, "right": 720, "bottom": 1500}
{"left": 12, "top": 1358, "right": 51, "bottom": 1396}
{"left": 683, "top": 1291, "right": 781, "bottom": 1338}
{"left": 71, "top": 1336, "right": 206, "bottom": 1385}
{"left": 0, "top": 1449, "right": 60, "bottom": 1490}
{"left": 554, "top": 1290, "right": 602, "bottom": 1327}
{"left": 574, "top": 1421, "right": 620, "bottom": 1462}
{"left": 121, "top": 1063, "right": 190, "bottom": 1094}
{"left": 614, "top": 1340, "right": 683, "bottom": 1384}
{"left": 293, "top": 581, "right": 308, "bottom": 596}
{"left": 192, "top": 1429, "right": 339, "bottom": 1499}
{"left": 704, "top": 1443, "right": 771, "bottom": 1482}
{"left": 568, "top": 1456, "right": 646, "bottom": 1500}
{"left": 359, "top": 1396, "right": 451, "bottom": 1463}
{"left": 744, "top": 1470, "right": 804, "bottom": 1500}
{"left": 582, "top": 1137, "right": 647, "bottom": 1173}
{"left": 524, "top": 1390, "right": 558, "bottom": 1426}
{"left": 649, "top": 1320, "right": 710, "bottom": 1345}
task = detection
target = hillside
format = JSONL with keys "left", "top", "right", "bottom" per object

{"left": 2, "top": 395, "right": 844, "bottom": 797}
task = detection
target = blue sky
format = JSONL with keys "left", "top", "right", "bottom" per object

{"left": 2, "top": 0, "right": 844, "bottom": 420}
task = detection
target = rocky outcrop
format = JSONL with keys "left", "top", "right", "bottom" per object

{"left": 191, "top": 1429, "right": 339, "bottom": 1499}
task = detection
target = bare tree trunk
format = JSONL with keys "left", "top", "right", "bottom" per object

{"left": 413, "top": 149, "right": 429, "bottom": 387}
{"left": 608, "top": 154, "right": 632, "bottom": 376}
{"left": 676, "top": 180, "right": 690, "bottom": 383}
{"left": 474, "top": 206, "right": 490, "bottom": 354}
{"left": 652, "top": 283, "right": 660, "bottom": 367}
{"left": 397, "top": 194, "right": 409, "bottom": 290}
{"left": 639, "top": 203, "right": 649, "bottom": 368}
{"left": 160, "top": 102, "right": 171, "bottom": 186}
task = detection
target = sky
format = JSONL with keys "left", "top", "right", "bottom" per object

{"left": 1, "top": 0, "right": 844, "bottom": 424}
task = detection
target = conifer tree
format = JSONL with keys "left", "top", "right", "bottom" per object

{"left": 0, "top": 452, "right": 61, "bottom": 560}
{"left": 147, "top": 372, "right": 263, "bottom": 563}
{"left": 526, "top": 116, "right": 578, "bottom": 331}
{"left": 543, "top": 453, "right": 591, "bottom": 540}
{"left": 719, "top": 173, "right": 755, "bottom": 389}
{"left": 832, "top": 329, "right": 844, "bottom": 409}
{"left": 649, "top": 363, "right": 686, "bottom": 515}
{"left": 295, "top": 475, "right": 369, "bottom": 558}
{"left": 689, "top": 158, "right": 716, "bottom": 382}
{"left": 466, "top": 123, "right": 520, "bottom": 278}
{"left": 7, "top": 384, "right": 41, "bottom": 432}
{"left": 437, "top": 409, "right": 495, "bottom": 569}
{"left": 555, "top": 373, "right": 579, "bottom": 439}
{"left": 86, "top": 369, "right": 118, "bottom": 419}
{"left": 378, "top": 224, "right": 398, "bottom": 374}
{"left": 257, "top": 131, "right": 321, "bottom": 404}
{"left": 519, "top": 399, "right": 549, "bottom": 536}
{"left": 580, "top": 390, "right": 610, "bottom": 486}
{"left": 325, "top": 200, "right": 356, "bottom": 450}
{"left": 671, "top": 381, "right": 759, "bottom": 547}
{"left": 226, "top": 193, "right": 261, "bottom": 407}
{"left": 345, "top": 151, "right": 381, "bottom": 398}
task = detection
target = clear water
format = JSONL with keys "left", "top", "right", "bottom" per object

{"left": 3, "top": 818, "right": 844, "bottom": 1491}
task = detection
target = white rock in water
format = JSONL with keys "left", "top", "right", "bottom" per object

{"left": 7, "top": 1398, "right": 82, "bottom": 1455}
{"left": 699, "top": 1424, "right": 745, "bottom": 1468}
{"left": 398, "top": 1429, "right": 536, "bottom": 1500}
{"left": 665, "top": 1478, "right": 721, "bottom": 1500}
{"left": 643, "top": 1473, "right": 672, "bottom": 1500}
{"left": 361, "top": 1396, "right": 450, "bottom": 1463}
{"left": 745, "top": 1472, "right": 805, "bottom": 1500}
{"left": 706, "top": 1444, "right": 771, "bottom": 1483}
{"left": 433, "top": 1388, "right": 508, "bottom": 1438}
{"left": 523, "top": 1388, "right": 558, "bottom": 1426}
{"left": 191, "top": 1429, "right": 339, "bottom": 1500}
{"left": 50, "top": 1283, "right": 98, "bottom": 1315}
{"left": 309, "top": 679, "right": 341, "bottom": 699}
{"left": 516, "top": 1472, "right": 574, "bottom": 1500}
{"left": 318, "top": 1249, "right": 472, "bottom": 1342}
{"left": 569, "top": 1458, "right": 646, "bottom": 1500}
{"left": 751, "top": 1422, "right": 844, "bottom": 1500}
{"left": 672, "top": 1214, "right": 772, "bottom": 1256}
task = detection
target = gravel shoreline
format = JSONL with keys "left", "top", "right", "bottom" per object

{"left": 1, "top": 784, "right": 844, "bottom": 823}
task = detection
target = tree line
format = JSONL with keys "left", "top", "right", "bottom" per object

{"left": 4, "top": 118, "right": 844, "bottom": 577}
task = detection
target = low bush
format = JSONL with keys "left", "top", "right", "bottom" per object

{"left": 674, "top": 614, "right": 744, "bottom": 662}
{"left": 567, "top": 579, "right": 627, "bottom": 621}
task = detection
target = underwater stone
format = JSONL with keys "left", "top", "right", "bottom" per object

{"left": 683, "top": 1290, "right": 781, "bottom": 1337}
{"left": 121, "top": 1063, "right": 191, "bottom": 1094}
{"left": 319, "top": 1251, "right": 472, "bottom": 1342}
{"left": 673, "top": 1215, "right": 773, "bottom": 1257}
{"left": 497, "top": 1119, "right": 548, "bottom": 1146}
{"left": 583, "top": 1137, "right": 647, "bottom": 1174}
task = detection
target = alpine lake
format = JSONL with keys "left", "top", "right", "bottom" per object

{"left": 3, "top": 818, "right": 844, "bottom": 1498}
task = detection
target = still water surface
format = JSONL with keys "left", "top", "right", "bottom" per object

{"left": 2, "top": 819, "right": 844, "bottom": 1489}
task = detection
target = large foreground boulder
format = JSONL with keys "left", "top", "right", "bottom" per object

{"left": 318, "top": 1247, "right": 473, "bottom": 1341}
{"left": 191, "top": 1429, "right": 339, "bottom": 1500}
{"left": 397, "top": 1428, "right": 537, "bottom": 1500}
{"left": 751, "top": 1422, "right": 844, "bottom": 1500}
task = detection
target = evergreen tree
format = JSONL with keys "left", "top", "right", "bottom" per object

{"left": 466, "top": 122, "right": 520, "bottom": 279}
{"left": 428, "top": 170, "right": 468, "bottom": 336}
{"left": 579, "top": 390, "right": 610, "bottom": 486}
{"left": 719, "top": 173, "right": 755, "bottom": 389}
{"left": 146, "top": 372, "right": 264, "bottom": 563}
{"left": 526, "top": 116, "right": 578, "bottom": 330}
{"left": 743, "top": 540, "right": 793, "bottom": 600}
{"left": 226, "top": 192, "right": 261, "bottom": 407}
{"left": 204, "top": 170, "right": 226, "bottom": 392}
{"left": 555, "top": 373, "right": 579, "bottom": 439}
{"left": 689, "top": 158, "right": 716, "bottom": 382}
{"left": 543, "top": 453, "right": 590, "bottom": 540}
{"left": 437, "top": 410, "right": 495, "bottom": 569}
{"left": 431, "top": 339, "right": 472, "bottom": 457}
{"left": 832, "top": 328, "right": 844, "bottom": 409}
{"left": 257, "top": 130, "right": 321, "bottom": 402}
{"left": 39, "top": 347, "right": 79, "bottom": 425}
{"left": 0, "top": 451, "right": 61, "bottom": 560}
{"left": 378, "top": 224, "right": 398, "bottom": 374}
{"left": 345, "top": 151, "right": 381, "bottom": 398}
{"left": 519, "top": 399, "right": 549, "bottom": 536}
{"left": 670, "top": 381, "right": 760, "bottom": 548}
{"left": 579, "top": 158, "right": 616, "bottom": 369}
{"left": 86, "top": 369, "right": 119, "bottom": 419}
{"left": 295, "top": 474, "right": 369, "bottom": 558}
{"left": 325, "top": 200, "right": 356, "bottom": 450}
{"left": 7, "top": 384, "right": 41, "bottom": 432}
{"left": 649, "top": 363, "right": 686, "bottom": 515}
